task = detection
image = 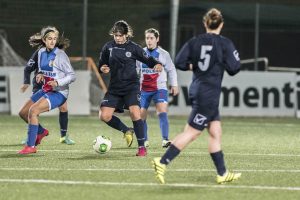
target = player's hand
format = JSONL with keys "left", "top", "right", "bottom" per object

{"left": 20, "top": 84, "right": 29, "bottom": 93}
{"left": 47, "top": 80, "right": 58, "bottom": 88}
{"left": 170, "top": 86, "right": 179, "bottom": 96}
{"left": 36, "top": 74, "right": 44, "bottom": 83}
{"left": 100, "top": 65, "right": 110, "bottom": 73}
{"left": 189, "top": 64, "right": 193, "bottom": 70}
{"left": 153, "top": 64, "right": 162, "bottom": 72}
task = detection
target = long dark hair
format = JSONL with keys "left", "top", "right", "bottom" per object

{"left": 28, "top": 26, "right": 70, "bottom": 49}
{"left": 109, "top": 20, "right": 133, "bottom": 38}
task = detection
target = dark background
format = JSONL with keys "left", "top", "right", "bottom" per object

{"left": 0, "top": 0, "right": 299, "bottom": 68}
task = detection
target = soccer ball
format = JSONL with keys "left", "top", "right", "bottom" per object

{"left": 93, "top": 135, "right": 112, "bottom": 154}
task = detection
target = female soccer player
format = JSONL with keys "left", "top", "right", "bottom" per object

{"left": 152, "top": 8, "right": 241, "bottom": 184}
{"left": 98, "top": 20, "right": 162, "bottom": 156}
{"left": 20, "top": 27, "right": 75, "bottom": 145}
{"left": 18, "top": 26, "right": 76, "bottom": 154}
{"left": 137, "top": 28, "right": 178, "bottom": 148}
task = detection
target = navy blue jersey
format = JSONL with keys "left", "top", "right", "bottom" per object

{"left": 98, "top": 40, "right": 160, "bottom": 95}
{"left": 175, "top": 33, "right": 240, "bottom": 107}
{"left": 23, "top": 49, "right": 43, "bottom": 93}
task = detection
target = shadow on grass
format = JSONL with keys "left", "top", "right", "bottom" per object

{"left": 65, "top": 153, "right": 135, "bottom": 161}
{"left": 0, "top": 143, "right": 24, "bottom": 147}
{"left": 0, "top": 153, "right": 44, "bottom": 158}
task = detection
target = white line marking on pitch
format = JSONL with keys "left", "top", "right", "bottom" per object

{"left": 1, "top": 168, "right": 300, "bottom": 173}
{"left": 1, "top": 149, "right": 300, "bottom": 157}
{"left": 0, "top": 179, "right": 300, "bottom": 191}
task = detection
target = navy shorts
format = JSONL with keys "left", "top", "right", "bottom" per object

{"left": 31, "top": 89, "right": 67, "bottom": 111}
{"left": 100, "top": 92, "right": 141, "bottom": 111}
{"left": 140, "top": 89, "right": 168, "bottom": 109}
{"left": 187, "top": 103, "right": 220, "bottom": 131}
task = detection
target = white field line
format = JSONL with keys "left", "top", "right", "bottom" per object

{"left": 1, "top": 149, "right": 300, "bottom": 157}
{"left": 1, "top": 168, "right": 300, "bottom": 173}
{"left": 0, "top": 178, "right": 300, "bottom": 191}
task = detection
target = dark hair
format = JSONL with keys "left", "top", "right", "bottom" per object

{"left": 203, "top": 8, "right": 224, "bottom": 30}
{"left": 109, "top": 20, "right": 133, "bottom": 38}
{"left": 145, "top": 28, "right": 160, "bottom": 38}
{"left": 28, "top": 26, "right": 70, "bottom": 49}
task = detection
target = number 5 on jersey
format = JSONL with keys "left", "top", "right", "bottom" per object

{"left": 198, "top": 45, "right": 213, "bottom": 71}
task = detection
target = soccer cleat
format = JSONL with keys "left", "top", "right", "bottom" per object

{"left": 60, "top": 136, "right": 75, "bottom": 145}
{"left": 18, "top": 145, "right": 37, "bottom": 154}
{"left": 136, "top": 146, "right": 147, "bottom": 156}
{"left": 152, "top": 157, "right": 166, "bottom": 184}
{"left": 124, "top": 128, "right": 134, "bottom": 147}
{"left": 216, "top": 171, "right": 241, "bottom": 184}
{"left": 144, "top": 140, "right": 150, "bottom": 148}
{"left": 162, "top": 139, "right": 171, "bottom": 148}
{"left": 35, "top": 129, "right": 49, "bottom": 146}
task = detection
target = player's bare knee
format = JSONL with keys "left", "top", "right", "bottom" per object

{"left": 100, "top": 113, "right": 111, "bottom": 122}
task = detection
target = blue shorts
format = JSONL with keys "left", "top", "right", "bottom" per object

{"left": 31, "top": 89, "right": 67, "bottom": 110}
{"left": 140, "top": 89, "right": 168, "bottom": 109}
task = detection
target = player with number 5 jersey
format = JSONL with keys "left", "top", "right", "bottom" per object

{"left": 152, "top": 8, "right": 241, "bottom": 185}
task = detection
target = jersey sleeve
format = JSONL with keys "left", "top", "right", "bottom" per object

{"left": 223, "top": 39, "right": 240, "bottom": 76}
{"left": 98, "top": 43, "right": 110, "bottom": 73}
{"left": 134, "top": 44, "right": 160, "bottom": 68}
{"left": 23, "top": 50, "right": 39, "bottom": 84}
{"left": 163, "top": 51, "right": 178, "bottom": 87}
{"left": 175, "top": 39, "right": 193, "bottom": 71}
{"left": 56, "top": 52, "right": 76, "bottom": 86}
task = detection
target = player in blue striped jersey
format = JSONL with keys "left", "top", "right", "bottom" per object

{"left": 18, "top": 26, "right": 76, "bottom": 154}
{"left": 20, "top": 32, "right": 75, "bottom": 145}
{"left": 152, "top": 8, "right": 241, "bottom": 184}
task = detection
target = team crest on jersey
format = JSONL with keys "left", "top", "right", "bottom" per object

{"left": 125, "top": 52, "right": 132, "bottom": 58}
{"left": 27, "top": 59, "right": 35, "bottom": 67}
{"left": 193, "top": 113, "right": 207, "bottom": 126}
{"left": 49, "top": 59, "right": 56, "bottom": 67}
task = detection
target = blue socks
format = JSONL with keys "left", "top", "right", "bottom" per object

{"left": 160, "top": 144, "right": 181, "bottom": 165}
{"left": 27, "top": 124, "right": 38, "bottom": 146}
{"left": 158, "top": 112, "right": 169, "bottom": 140}
{"left": 133, "top": 119, "right": 145, "bottom": 147}
{"left": 59, "top": 111, "right": 68, "bottom": 137}
{"left": 106, "top": 115, "right": 129, "bottom": 133}
{"left": 210, "top": 151, "right": 226, "bottom": 176}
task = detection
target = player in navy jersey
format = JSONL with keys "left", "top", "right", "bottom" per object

{"left": 98, "top": 20, "right": 162, "bottom": 156}
{"left": 136, "top": 28, "right": 178, "bottom": 148}
{"left": 152, "top": 8, "right": 241, "bottom": 184}
{"left": 20, "top": 31, "right": 75, "bottom": 145}
{"left": 18, "top": 26, "right": 76, "bottom": 154}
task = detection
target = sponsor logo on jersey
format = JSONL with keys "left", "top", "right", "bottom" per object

{"left": 125, "top": 52, "right": 132, "bottom": 58}
{"left": 193, "top": 113, "right": 207, "bottom": 126}
{"left": 42, "top": 70, "right": 56, "bottom": 78}
{"left": 141, "top": 68, "right": 157, "bottom": 74}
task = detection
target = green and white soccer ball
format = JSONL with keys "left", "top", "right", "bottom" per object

{"left": 93, "top": 135, "right": 112, "bottom": 154}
